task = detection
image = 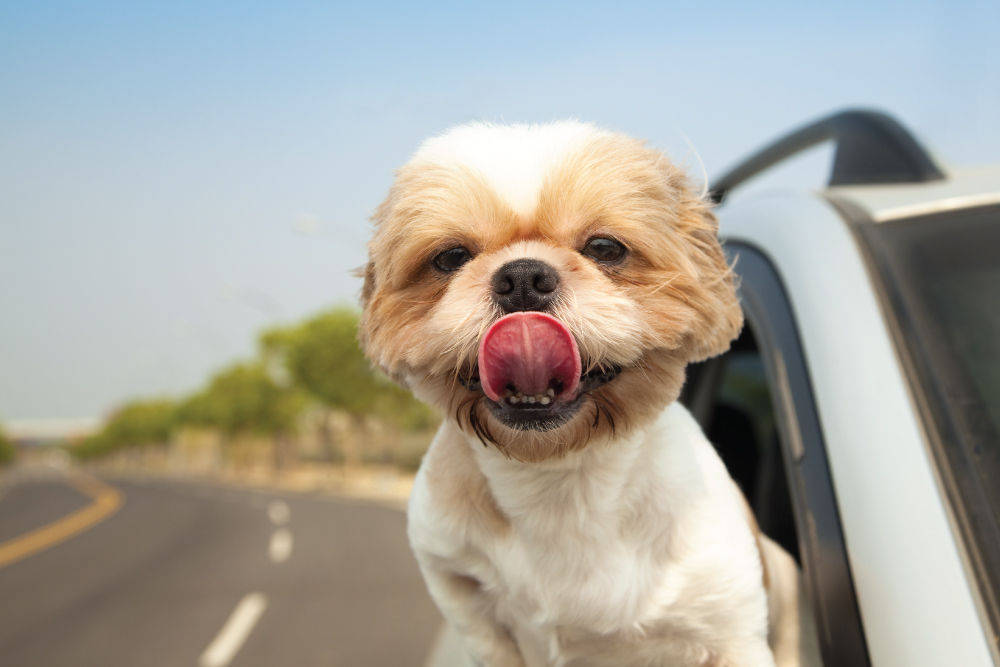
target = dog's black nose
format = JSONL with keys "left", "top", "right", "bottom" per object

{"left": 491, "top": 259, "right": 560, "bottom": 313}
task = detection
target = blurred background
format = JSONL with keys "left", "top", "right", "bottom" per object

{"left": 1, "top": 1, "right": 998, "bottom": 665}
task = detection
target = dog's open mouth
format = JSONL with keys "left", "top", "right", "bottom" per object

{"left": 460, "top": 312, "right": 621, "bottom": 430}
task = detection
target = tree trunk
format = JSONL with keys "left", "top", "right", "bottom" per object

{"left": 318, "top": 409, "right": 337, "bottom": 463}
{"left": 343, "top": 412, "right": 365, "bottom": 469}
{"left": 272, "top": 430, "right": 295, "bottom": 471}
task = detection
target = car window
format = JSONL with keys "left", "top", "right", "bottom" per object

{"left": 685, "top": 330, "right": 798, "bottom": 560}
{"left": 682, "top": 242, "right": 871, "bottom": 666}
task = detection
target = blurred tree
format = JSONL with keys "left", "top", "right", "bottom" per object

{"left": 261, "top": 307, "right": 435, "bottom": 465}
{"left": 262, "top": 308, "right": 374, "bottom": 465}
{"left": 261, "top": 308, "right": 380, "bottom": 413}
{"left": 176, "top": 363, "right": 307, "bottom": 456}
{"left": 0, "top": 424, "right": 15, "bottom": 466}
{"left": 372, "top": 383, "right": 439, "bottom": 432}
{"left": 74, "top": 399, "right": 176, "bottom": 459}
{"left": 70, "top": 308, "right": 436, "bottom": 470}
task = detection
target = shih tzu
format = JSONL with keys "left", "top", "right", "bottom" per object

{"left": 359, "top": 122, "right": 801, "bottom": 666}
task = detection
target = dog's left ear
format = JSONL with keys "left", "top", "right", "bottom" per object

{"left": 681, "top": 206, "right": 744, "bottom": 362}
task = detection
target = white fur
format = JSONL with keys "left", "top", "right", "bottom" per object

{"left": 412, "top": 121, "right": 607, "bottom": 218}
{"left": 409, "top": 403, "right": 778, "bottom": 667}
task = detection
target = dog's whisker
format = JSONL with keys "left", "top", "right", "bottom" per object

{"left": 635, "top": 362, "right": 657, "bottom": 388}
{"left": 447, "top": 307, "right": 480, "bottom": 337}
{"left": 641, "top": 273, "right": 683, "bottom": 297}
{"left": 676, "top": 129, "right": 710, "bottom": 201}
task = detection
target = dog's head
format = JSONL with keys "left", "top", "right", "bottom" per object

{"left": 360, "top": 121, "right": 742, "bottom": 462}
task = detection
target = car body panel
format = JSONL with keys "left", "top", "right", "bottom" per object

{"left": 717, "top": 191, "right": 994, "bottom": 666}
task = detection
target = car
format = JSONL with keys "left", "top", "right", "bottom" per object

{"left": 689, "top": 108, "right": 1000, "bottom": 666}
{"left": 425, "top": 110, "right": 1000, "bottom": 666}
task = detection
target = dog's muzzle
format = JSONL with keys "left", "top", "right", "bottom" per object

{"left": 459, "top": 309, "right": 623, "bottom": 431}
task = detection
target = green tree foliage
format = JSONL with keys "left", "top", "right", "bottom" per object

{"left": 371, "top": 382, "right": 439, "bottom": 431}
{"left": 71, "top": 307, "right": 434, "bottom": 466}
{"left": 0, "top": 424, "right": 15, "bottom": 466}
{"left": 176, "top": 363, "right": 306, "bottom": 438}
{"left": 262, "top": 308, "right": 380, "bottom": 416}
{"left": 74, "top": 399, "right": 176, "bottom": 459}
{"left": 261, "top": 307, "right": 436, "bottom": 428}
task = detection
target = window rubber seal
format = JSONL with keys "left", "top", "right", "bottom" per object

{"left": 725, "top": 241, "right": 871, "bottom": 666}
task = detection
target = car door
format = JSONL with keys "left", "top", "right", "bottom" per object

{"left": 680, "top": 243, "right": 870, "bottom": 666}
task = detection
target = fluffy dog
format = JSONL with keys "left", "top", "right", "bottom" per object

{"left": 359, "top": 122, "right": 800, "bottom": 666}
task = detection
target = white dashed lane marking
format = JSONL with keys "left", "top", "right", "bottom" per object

{"left": 267, "top": 500, "right": 290, "bottom": 525}
{"left": 199, "top": 592, "right": 268, "bottom": 667}
{"left": 269, "top": 528, "right": 293, "bottom": 563}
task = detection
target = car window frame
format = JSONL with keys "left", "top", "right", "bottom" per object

{"left": 686, "top": 242, "right": 871, "bottom": 666}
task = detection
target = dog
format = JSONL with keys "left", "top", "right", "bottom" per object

{"left": 359, "top": 121, "right": 801, "bottom": 666}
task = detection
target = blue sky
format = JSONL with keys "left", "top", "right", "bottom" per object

{"left": 2, "top": 0, "right": 998, "bottom": 421}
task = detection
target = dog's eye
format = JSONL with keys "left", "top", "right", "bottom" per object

{"left": 581, "top": 237, "right": 627, "bottom": 264}
{"left": 432, "top": 246, "right": 473, "bottom": 272}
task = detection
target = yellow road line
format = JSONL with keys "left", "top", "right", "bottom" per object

{"left": 0, "top": 472, "right": 124, "bottom": 569}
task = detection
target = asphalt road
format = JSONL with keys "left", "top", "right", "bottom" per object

{"left": 0, "top": 464, "right": 441, "bottom": 667}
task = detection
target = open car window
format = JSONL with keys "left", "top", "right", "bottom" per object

{"left": 682, "top": 243, "right": 870, "bottom": 666}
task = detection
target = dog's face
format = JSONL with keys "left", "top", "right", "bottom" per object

{"left": 360, "top": 122, "right": 742, "bottom": 462}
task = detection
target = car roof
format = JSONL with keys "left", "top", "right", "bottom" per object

{"left": 827, "top": 163, "right": 1000, "bottom": 222}
{"left": 709, "top": 108, "right": 1000, "bottom": 224}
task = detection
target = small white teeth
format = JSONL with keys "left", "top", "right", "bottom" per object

{"left": 505, "top": 390, "right": 554, "bottom": 406}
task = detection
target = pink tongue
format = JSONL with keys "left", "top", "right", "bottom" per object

{"left": 478, "top": 312, "right": 581, "bottom": 403}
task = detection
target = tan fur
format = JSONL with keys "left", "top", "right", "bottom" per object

{"left": 423, "top": 427, "right": 511, "bottom": 535}
{"left": 537, "top": 134, "right": 742, "bottom": 361}
{"left": 360, "top": 127, "right": 743, "bottom": 462}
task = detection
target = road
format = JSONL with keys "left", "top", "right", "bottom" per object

{"left": 0, "top": 464, "right": 442, "bottom": 667}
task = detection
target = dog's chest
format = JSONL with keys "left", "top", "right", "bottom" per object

{"left": 468, "top": 462, "right": 694, "bottom": 661}
{"left": 494, "top": 517, "right": 651, "bottom": 627}
{"left": 473, "top": 443, "right": 657, "bottom": 622}
{"left": 479, "top": 511, "right": 726, "bottom": 667}
{"left": 459, "top": 419, "right": 754, "bottom": 665}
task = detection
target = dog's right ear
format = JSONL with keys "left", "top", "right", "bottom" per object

{"left": 356, "top": 261, "right": 377, "bottom": 357}
{"left": 358, "top": 261, "right": 376, "bottom": 306}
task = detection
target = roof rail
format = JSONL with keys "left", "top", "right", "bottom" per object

{"left": 709, "top": 109, "right": 945, "bottom": 204}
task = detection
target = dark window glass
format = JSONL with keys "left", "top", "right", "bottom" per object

{"left": 694, "top": 330, "right": 799, "bottom": 560}
{"left": 857, "top": 204, "right": 1000, "bottom": 636}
